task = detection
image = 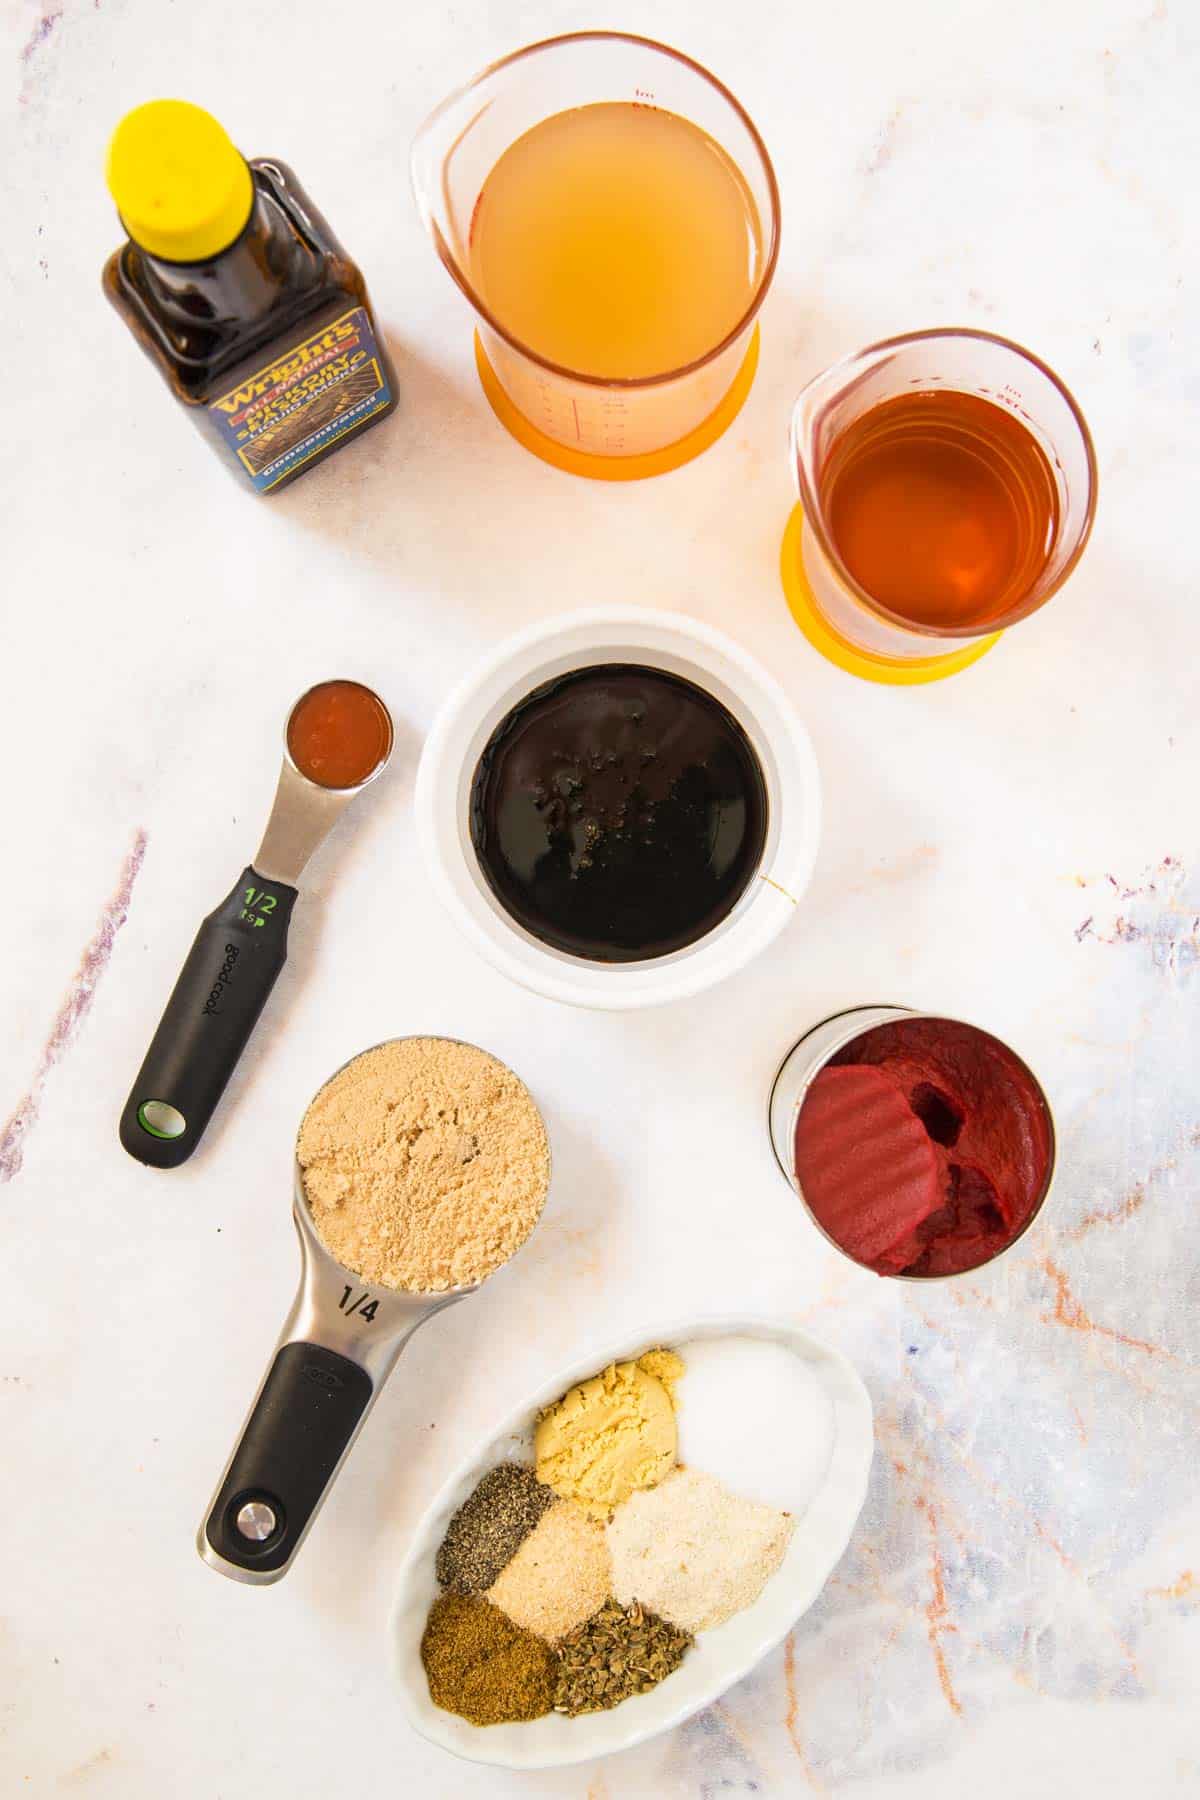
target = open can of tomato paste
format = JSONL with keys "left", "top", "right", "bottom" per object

{"left": 769, "top": 1007, "right": 1056, "bottom": 1280}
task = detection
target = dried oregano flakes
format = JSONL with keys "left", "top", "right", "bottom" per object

{"left": 553, "top": 1598, "right": 693, "bottom": 1716}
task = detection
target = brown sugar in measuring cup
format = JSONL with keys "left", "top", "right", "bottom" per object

{"left": 199, "top": 1037, "right": 551, "bottom": 1584}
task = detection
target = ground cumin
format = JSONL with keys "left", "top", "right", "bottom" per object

{"left": 421, "top": 1593, "right": 554, "bottom": 1725}
{"left": 297, "top": 1037, "right": 550, "bottom": 1292}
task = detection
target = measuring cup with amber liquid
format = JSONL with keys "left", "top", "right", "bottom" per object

{"left": 411, "top": 31, "right": 781, "bottom": 479}
{"left": 781, "top": 329, "right": 1097, "bottom": 684}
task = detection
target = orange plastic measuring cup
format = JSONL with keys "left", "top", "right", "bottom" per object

{"left": 411, "top": 32, "right": 781, "bottom": 480}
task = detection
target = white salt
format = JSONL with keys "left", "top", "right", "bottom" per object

{"left": 674, "top": 1334, "right": 834, "bottom": 1516}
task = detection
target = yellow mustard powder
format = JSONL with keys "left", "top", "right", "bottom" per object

{"left": 535, "top": 1356, "right": 679, "bottom": 1517}
{"left": 635, "top": 1347, "right": 685, "bottom": 1396}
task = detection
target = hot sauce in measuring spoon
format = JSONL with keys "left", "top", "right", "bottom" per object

{"left": 287, "top": 680, "right": 393, "bottom": 789}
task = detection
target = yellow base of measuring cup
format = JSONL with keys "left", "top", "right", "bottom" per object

{"left": 473, "top": 328, "right": 760, "bottom": 481}
{"left": 780, "top": 504, "right": 1002, "bottom": 686}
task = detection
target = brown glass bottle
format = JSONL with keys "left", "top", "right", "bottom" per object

{"left": 104, "top": 151, "right": 396, "bottom": 493}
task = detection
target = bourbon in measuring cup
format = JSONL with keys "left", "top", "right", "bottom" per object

{"left": 786, "top": 329, "right": 1096, "bottom": 678}
{"left": 821, "top": 388, "right": 1060, "bottom": 633}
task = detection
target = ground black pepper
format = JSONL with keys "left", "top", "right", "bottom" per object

{"left": 435, "top": 1463, "right": 557, "bottom": 1594}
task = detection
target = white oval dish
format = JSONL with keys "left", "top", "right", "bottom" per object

{"left": 390, "top": 1315, "right": 873, "bottom": 1770}
{"left": 414, "top": 608, "right": 822, "bottom": 1010}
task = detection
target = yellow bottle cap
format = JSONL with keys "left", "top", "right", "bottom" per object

{"left": 106, "top": 100, "right": 253, "bottom": 263}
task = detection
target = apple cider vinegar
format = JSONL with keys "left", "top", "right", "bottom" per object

{"left": 467, "top": 102, "right": 763, "bottom": 380}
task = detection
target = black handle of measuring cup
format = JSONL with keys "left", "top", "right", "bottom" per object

{"left": 203, "top": 1342, "right": 373, "bottom": 1577}
{"left": 119, "top": 865, "right": 298, "bottom": 1168}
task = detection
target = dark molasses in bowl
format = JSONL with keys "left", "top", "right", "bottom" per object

{"left": 469, "top": 664, "right": 768, "bottom": 963}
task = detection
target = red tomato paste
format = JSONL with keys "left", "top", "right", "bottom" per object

{"left": 794, "top": 1016, "right": 1052, "bottom": 1278}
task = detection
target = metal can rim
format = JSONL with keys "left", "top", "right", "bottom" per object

{"left": 768, "top": 1005, "right": 1057, "bottom": 1283}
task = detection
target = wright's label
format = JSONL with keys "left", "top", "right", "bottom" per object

{"left": 209, "top": 307, "right": 390, "bottom": 490}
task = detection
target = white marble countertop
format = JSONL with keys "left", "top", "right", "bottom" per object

{"left": 3, "top": 0, "right": 1196, "bottom": 1793}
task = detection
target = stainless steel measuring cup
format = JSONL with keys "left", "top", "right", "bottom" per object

{"left": 119, "top": 681, "right": 393, "bottom": 1168}
{"left": 198, "top": 1038, "right": 550, "bottom": 1584}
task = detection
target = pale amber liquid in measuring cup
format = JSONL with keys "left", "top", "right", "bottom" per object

{"left": 467, "top": 102, "right": 762, "bottom": 380}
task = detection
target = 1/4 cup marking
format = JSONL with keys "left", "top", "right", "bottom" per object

{"left": 339, "top": 1285, "right": 379, "bottom": 1322}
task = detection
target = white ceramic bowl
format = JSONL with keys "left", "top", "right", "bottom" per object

{"left": 390, "top": 1315, "right": 874, "bottom": 1770}
{"left": 415, "top": 608, "right": 821, "bottom": 1008}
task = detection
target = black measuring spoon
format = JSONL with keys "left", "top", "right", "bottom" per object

{"left": 119, "top": 680, "right": 393, "bottom": 1169}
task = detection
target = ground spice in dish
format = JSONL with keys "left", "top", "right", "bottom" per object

{"left": 486, "top": 1500, "right": 611, "bottom": 1641}
{"left": 635, "top": 1347, "right": 685, "bottom": 1398}
{"left": 553, "top": 1598, "right": 692, "bottom": 1716}
{"left": 296, "top": 1037, "right": 550, "bottom": 1292}
{"left": 535, "top": 1354, "right": 680, "bottom": 1518}
{"left": 607, "top": 1466, "right": 793, "bottom": 1633}
{"left": 436, "top": 1464, "right": 557, "bottom": 1595}
{"left": 420, "top": 1593, "right": 554, "bottom": 1726}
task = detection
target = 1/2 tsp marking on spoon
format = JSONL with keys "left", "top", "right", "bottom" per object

{"left": 120, "top": 682, "right": 393, "bottom": 1173}
{"left": 239, "top": 887, "right": 279, "bottom": 928}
